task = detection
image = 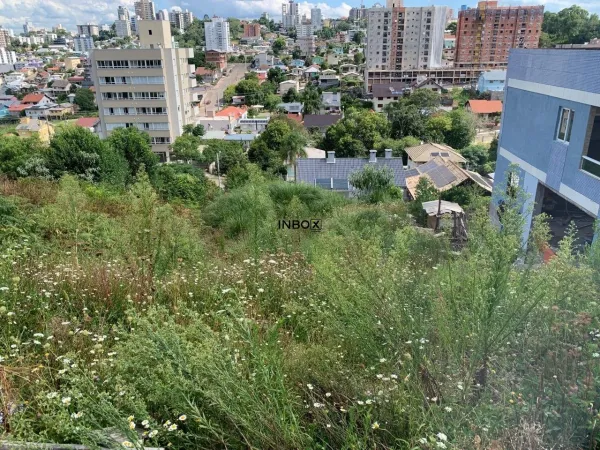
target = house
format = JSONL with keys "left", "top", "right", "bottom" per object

{"left": 47, "top": 103, "right": 74, "bottom": 119}
{"left": 493, "top": 49, "right": 600, "bottom": 248}
{"left": 321, "top": 92, "right": 341, "bottom": 114}
{"left": 5, "top": 72, "right": 25, "bottom": 84}
{"left": 16, "top": 117, "right": 54, "bottom": 143}
{"left": 405, "top": 157, "right": 492, "bottom": 199}
{"left": 411, "top": 77, "right": 445, "bottom": 92}
{"left": 232, "top": 96, "right": 246, "bottom": 105}
{"left": 22, "top": 93, "right": 54, "bottom": 107}
{"left": 75, "top": 117, "right": 101, "bottom": 133}
{"left": 291, "top": 59, "right": 306, "bottom": 68}
{"left": 477, "top": 70, "right": 506, "bottom": 93}
{"left": 312, "top": 56, "right": 324, "bottom": 65}
{"left": 224, "top": 133, "right": 258, "bottom": 149}
{"left": 339, "top": 63, "right": 358, "bottom": 74}
{"left": 286, "top": 147, "right": 326, "bottom": 180}
{"left": 25, "top": 104, "right": 56, "bottom": 119}
{"left": 319, "top": 74, "right": 340, "bottom": 89}
{"left": 0, "top": 95, "right": 18, "bottom": 118}
{"left": 216, "top": 106, "right": 248, "bottom": 121}
{"left": 195, "top": 67, "right": 218, "bottom": 83}
{"left": 47, "top": 79, "right": 72, "bottom": 97}
{"left": 372, "top": 83, "right": 410, "bottom": 113}
{"left": 68, "top": 76, "right": 85, "bottom": 85}
{"left": 239, "top": 114, "right": 270, "bottom": 132}
{"left": 326, "top": 53, "right": 342, "bottom": 66}
{"left": 465, "top": 100, "right": 503, "bottom": 120}
{"left": 278, "top": 102, "right": 303, "bottom": 114}
{"left": 64, "top": 57, "right": 81, "bottom": 70}
{"left": 205, "top": 50, "right": 228, "bottom": 70}
{"left": 297, "top": 149, "right": 408, "bottom": 195}
{"left": 304, "top": 66, "right": 320, "bottom": 79}
{"left": 303, "top": 114, "right": 343, "bottom": 133}
{"left": 279, "top": 79, "right": 299, "bottom": 96}
{"left": 404, "top": 143, "right": 467, "bottom": 168}
{"left": 8, "top": 103, "right": 30, "bottom": 117}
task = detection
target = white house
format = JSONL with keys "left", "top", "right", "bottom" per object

{"left": 278, "top": 79, "right": 299, "bottom": 95}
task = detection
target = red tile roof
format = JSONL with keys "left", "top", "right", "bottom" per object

{"left": 75, "top": 117, "right": 100, "bottom": 128}
{"left": 68, "top": 76, "right": 84, "bottom": 82}
{"left": 286, "top": 113, "right": 302, "bottom": 123}
{"left": 8, "top": 104, "right": 30, "bottom": 112}
{"left": 22, "top": 93, "right": 46, "bottom": 104}
{"left": 466, "top": 99, "right": 503, "bottom": 114}
{"left": 215, "top": 106, "right": 247, "bottom": 120}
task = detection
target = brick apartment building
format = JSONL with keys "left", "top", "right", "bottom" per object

{"left": 243, "top": 23, "right": 261, "bottom": 38}
{"left": 455, "top": 1, "right": 543, "bottom": 69}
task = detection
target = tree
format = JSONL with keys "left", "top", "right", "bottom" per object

{"left": 235, "top": 78, "right": 264, "bottom": 105}
{"left": 444, "top": 109, "right": 477, "bottom": 150}
{"left": 228, "top": 18, "right": 242, "bottom": 40}
{"left": 267, "top": 67, "right": 286, "bottom": 84}
{"left": 201, "top": 140, "right": 248, "bottom": 174}
{"left": 349, "top": 165, "right": 402, "bottom": 204}
{"left": 300, "top": 83, "right": 322, "bottom": 115}
{"left": 292, "top": 48, "right": 302, "bottom": 60}
{"left": 0, "top": 135, "right": 47, "bottom": 179}
{"left": 351, "top": 31, "right": 365, "bottom": 45}
{"left": 171, "top": 134, "right": 202, "bottom": 161}
{"left": 47, "top": 126, "right": 119, "bottom": 181}
{"left": 410, "top": 176, "right": 439, "bottom": 224}
{"left": 223, "top": 85, "right": 236, "bottom": 103}
{"left": 459, "top": 144, "right": 489, "bottom": 173}
{"left": 318, "top": 27, "right": 335, "bottom": 40}
{"left": 385, "top": 103, "right": 428, "bottom": 140}
{"left": 282, "top": 88, "right": 300, "bottom": 103}
{"left": 446, "top": 22, "right": 457, "bottom": 35}
{"left": 107, "top": 127, "right": 158, "bottom": 178}
{"left": 353, "top": 52, "right": 365, "bottom": 65}
{"left": 153, "top": 164, "right": 215, "bottom": 204}
{"left": 406, "top": 89, "right": 441, "bottom": 113}
{"left": 264, "top": 94, "right": 281, "bottom": 111}
{"left": 73, "top": 88, "right": 96, "bottom": 111}
{"left": 322, "top": 108, "right": 390, "bottom": 157}
{"left": 272, "top": 38, "right": 286, "bottom": 56}
{"left": 183, "top": 124, "right": 205, "bottom": 137}
{"left": 426, "top": 114, "right": 452, "bottom": 143}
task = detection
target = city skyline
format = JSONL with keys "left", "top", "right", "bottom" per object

{"left": 0, "top": 0, "right": 597, "bottom": 32}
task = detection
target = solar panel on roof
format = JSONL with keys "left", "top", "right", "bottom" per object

{"left": 440, "top": 152, "right": 450, "bottom": 157}
{"left": 431, "top": 152, "right": 440, "bottom": 156}
{"left": 428, "top": 166, "right": 457, "bottom": 188}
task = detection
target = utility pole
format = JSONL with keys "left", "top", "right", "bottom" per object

{"left": 216, "top": 151, "right": 222, "bottom": 189}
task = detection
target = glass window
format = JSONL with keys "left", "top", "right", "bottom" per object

{"left": 556, "top": 107, "right": 574, "bottom": 142}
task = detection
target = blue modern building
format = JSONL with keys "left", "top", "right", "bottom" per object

{"left": 494, "top": 49, "right": 600, "bottom": 247}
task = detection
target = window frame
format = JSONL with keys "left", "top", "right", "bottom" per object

{"left": 555, "top": 107, "right": 574, "bottom": 143}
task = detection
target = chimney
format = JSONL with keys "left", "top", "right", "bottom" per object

{"left": 327, "top": 151, "right": 335, "bottom": 163}
{"left": 369, "top": 149, "right": 377, "bottom": 163}
{"left": 385, "top": 148, "right": 392, "bottom": 159}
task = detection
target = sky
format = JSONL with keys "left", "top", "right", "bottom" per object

{"left": 0, "top": 0, "right": 597, "bottom": 33}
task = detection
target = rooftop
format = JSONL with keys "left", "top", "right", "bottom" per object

{"left": 405, "top": 143, "right": 466, "bottom": 164}
{"left": 303, "top": 114, "right": 343, "bottom": 128}
{"left": 75, "top": 117, "right": 100, "bottom": 128}
{"left": 466, "top": 99, "right": 503, "bottom": 114}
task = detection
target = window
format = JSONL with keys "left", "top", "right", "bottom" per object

{"left": 581, "top": 112, "right": 600, "bottom": 178}
{"left": 149, "top": 30, "right": 153, "bottom": 35}
{"left": 556, "top": 107, "right": 574, "bottom": 142}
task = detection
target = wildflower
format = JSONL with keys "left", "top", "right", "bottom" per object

{"left": 71, "top": 412, "right": 83, "bottom": 419}
{"left": 129, "top": 422, "right": 136, "bottom": 430}
{"left": 178, "top": 415, "right": 186, "bottom": 421}
{"left": 419, "top": 438, "right": 428, "bottom": 444}
{"left": 142, "top": 420, "right": 150, "bottom": 428}
{"left": 61, "top": 397, "right": 71, "bottom": 406}
{"left": 221, "top": 288, "right": 231, "bottom": 294}
{"left": 148, "top": 430, "right": 158, "bottom": 438}
{"left": 127, "top": 415, "right": 135, "bottom": 422}
{"left": 168, "top": 424, "right": 177, "bottom": 431}
{"left": 444, "top": 406, "right": 452, "bottom": 412}
{"left": 379, "top": 358, "right": 387, "bottom": 363}
{"left": 33, "top": 333, "right": 44, "bottom": 338}
{"left": 457, "top": 383, "right": 464, "bottom": 391}
{"left": 257, "top": 288, "right": 264, "bottom": 293}
{"left": 122, "top": 442, "right": 134, "bottom": 448}
{"left": 325, "top": 392, "right": 332, "bottom": 397}
{"left": 376, "top": 374, "right": 383, "bottom": 379}
{"left": 46, "top": 392, "right": 59, "bottom": 399}
{"left": 357, "top": 400, "right": 365, "bottom": 405}
{"left": 436, "top": 442, "right": 447, "bottom": 449}
{"left": 436, "top": 432, "right": 448, "bottom": 441}
{"left": 593, "top": 353, "right": 599, "bottom": 358}
{"left": 372, "top": 422, "right": 380, "bottom": 430}
{"left": 306, "top": 383, "right": 314, "bottom": 390}
{"left": 313, "top": 402, "right": 324, "bottom": 408}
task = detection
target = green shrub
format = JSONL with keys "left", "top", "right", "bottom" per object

{"left": 152, "top": 164, "right": 216, "bottom": 205}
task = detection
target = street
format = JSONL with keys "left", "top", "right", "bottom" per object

{"left": 198, "top": 63, "right": 249, "bottom": 117}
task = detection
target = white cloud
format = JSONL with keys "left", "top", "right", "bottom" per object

{"left": 205, "top": 0, "right": 351, "bottom": 20}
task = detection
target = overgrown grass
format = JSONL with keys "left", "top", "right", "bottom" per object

{"left": 0, "top": 176, "right": 599, "bottom": 450}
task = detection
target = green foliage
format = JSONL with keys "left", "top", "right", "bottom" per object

{"left": 152, "top": 164, "right": 216, "bottom": 204}
{"left": 73, "top": 88, "right": 96, "bottom": 111}
{"left": 272, "top": 37, "right": 286, "bottom": 56}
{"left": 348, "top": 165, "right": 403, "bottom": 204}
{"left": 299, "top": 82, "right": 322, "bottom": 115}
{"left": 183, "top": 124, "right": 205, "bottom": 137}
{"left": 267, "top": 67, "right": 286, "bottom": 84}
{"left": 171, "top": 134, "right": 202, "bottom": 162}
{"left": 107, "top": 127, "right": 158, "bottom": 179}
{"left": 446, "top": 21, "right": 457, "bottom": 34}
{"left": 0, "top": 135, "right": 48, "bottom": 179}
{"left": 443, "top": 109, "right": 477, "bottom": 149}
{"left": 542, "top": 5, "right": 600, "bottom": 46}
{"left": 201, "top": 140, "right": 248, "bottom": 174}
{"left": 225, "top": 163, "right": 266, "bottom": 190}
{"left": 322, "top": 108, "right": 390, "bottom": 157}
{"left": 409, "top": 176, "right": 438, "bottom": 223}
{"left": 282, "top": 87, "right": 299, "bottom": 103}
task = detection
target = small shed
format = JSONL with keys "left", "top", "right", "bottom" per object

{"left": 422, "top": 200, "right": 467, "bottom": 240}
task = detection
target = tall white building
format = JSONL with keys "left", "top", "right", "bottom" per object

{"left": 118, "top": 6, "right": 130, "bottom": 21}
{"left": 366, "top": 5, "right": 446, "bottom": 71}
{"left": 131, "top": 16, "right": 141, "bottom": 34}
{"left": 169, "top": 8, "right": 194, "bottom": 31}
{"left": 92, "top": 20, "right": 197, "bottom": 161}
{"left": 204, "top": 17, "right": 231, "bottom": 53}
{"left": 311, "top": 8, "right": 322, "bottom": 32}
{"left": 73, "top": 35, "right": 94, "bottom": 53}
{"left": 297, "top": 24, "right": 313, "bottom": 38}
{"left": 23, "top": 21, "right": 36, "bottom": 34}
{"left": 115, "top": 19, "right": 132, "bottom": 37}
{"left": 296, "top": 36, "right": 316, "bottom": 56}
{"left": 0, "top": 47, "right": 16, "bottom": 65}
{"left": 282, "top": 1, "right": 300, "bottom": 30}
{"left": 0, "top": 27, "right": 12, "bottom": 48}
{"left": 134, "top": 0, "right": 156, "bottom": 21}
{"left": 156, "top": 9, "right": 169, "bottom": 21}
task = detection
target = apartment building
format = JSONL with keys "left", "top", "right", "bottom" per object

{"left": 115, "top": 19, "right": 132, "bottom": 38}
{"left": 493, "top": 49, "right": 600, "bottom": 248}
{"left": 311, "top": 8, "right": 323, "bottom": 32}
{"left": 0, "top": 48, "right": 16, "bottom": 65}
{"left": 297, "top": 24, "right": 313, "bottom": 38}
{"left": 205, "top": 17, "right": 231, "bottom": 53}
{"left": 366, "top": 4, "right": 446, "bottom": 70}
{"left": 296, "top": 36, "right": 316, "bottom": 57}
{"left": 118, "top": 6, "right": 130, "bottom": 21}
{"left": 74, "top": 36, "right": 95, "bottom": 53}
{"left": 91, "top": 20, "right": 196, "bottom": 161}
{"left": 455, "top": 1, "right": 543, "bottom": 69}
{"left": 282, "top": 0, "right": 300, "bottom": 30}
{"left": 0, "top": 27, "right": 11, "bottom": 48}
{"left": 77, "top": 24, "right": 100, "bottom": 37}
{"left": 243, "top": 23, "right": 261, "bottom": 38}
{"left": 169, "top": 8, "right": 194, "bottom": 31}
{"left": 134, "top": 0, "right": 156, "bottom": 21}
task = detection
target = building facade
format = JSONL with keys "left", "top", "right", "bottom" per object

{"left": 77, "top": 24, "right": 100, "bottom": 37}
{"left": 91, "top": 20, "right": 196, "bottom": 160}
{"left": 134, "top": 0, "right": 156, "bottom": 21}
{"left": 282, "top": 0, "right": 300, "bottom": 30}
{"left": 0, "top": 27, "right": 11, "bottom": 48}
{"left": 0, "top": 48, "right": 16, "bottom": 65}
{"left": 243, "top": 23, "right": 261, "bottom": 38}
{"left": 205, "top": 17, "right": 231, "bottom": 53}
{"left": 169, "top": 8, "right": 194, "bottom": 31}
{"left": 366, "top": 5, "right": 446, "bottom": 71}
{"left": 493, "top": 49, "right": 600, "bottom": 248}
{"left": 455, "top": 1, "right": 543, "bottom": 69}
{"left": 349, "top": 6, "right": 367, "bottom": 21}
{"left": 311, "top": 8, "right": 323, "bottom": 32}
{"left": 296, "top": 36, "right": 316, "bottom": 57}
{"left": 74, "top": 36, "right": 95, "bottom": 53}
{"left": 115, "top": 19, "right": 132, "bottom": 37}
{"left": 118, "top": 6, "right": 130, "bottom": 21}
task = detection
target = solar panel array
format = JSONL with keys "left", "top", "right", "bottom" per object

{"left": 440, "top": 152, "right": 450, "bottom": 157}
{"left": 431, "top": 152, "right": 440, "bottom": 157}
{"left": 427, "top": 166, "right": 458, "bottom": 188}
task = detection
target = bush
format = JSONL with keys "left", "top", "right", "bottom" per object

{"left": 152, "top": 164, "right": 216, "bottom": 205}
